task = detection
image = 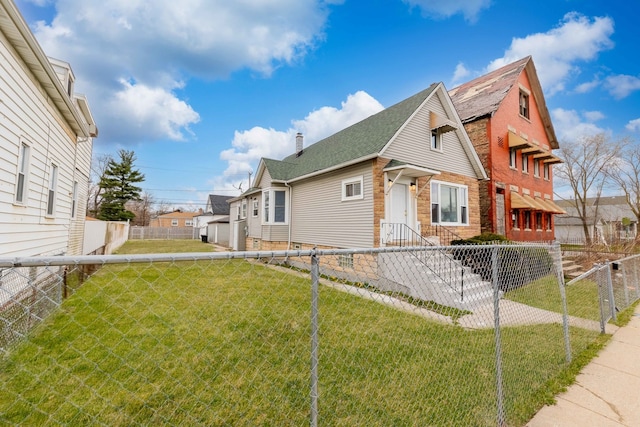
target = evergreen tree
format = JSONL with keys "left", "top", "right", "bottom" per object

{"left": 97, "top": 150, "right": 145, "bottom": 221}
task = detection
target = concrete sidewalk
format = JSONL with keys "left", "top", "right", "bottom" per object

{"left": 527, "top": 305, "right": 640, "bottom": 427}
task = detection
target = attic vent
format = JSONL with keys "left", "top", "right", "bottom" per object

{"left": 295, "top": 132, "right": 303, "bottom": 157}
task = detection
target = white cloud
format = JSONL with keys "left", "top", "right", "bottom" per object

{"left": 583, "top": 111, "right": 605, "bottom": 122}
{"left": 28, "top": 0, "right": 334, "bottom": 143}
{"left": 551, "top": 108, "right": 608, "bottom": 141}
{"left": 574, "top": 78, "right": 600, "bottom": 94}
{"left": 106, "top": 79, "right": 200, "bottom": 142}
{"left": 626, "top": 118, "right": 640, "bottom": 133}
{"left": 450, "top": 62, "right": 471, "bottom": 86}
{"left": 402, "top": 0, "right": 491, "bottom": 22}
{"left": 487, "top": 13, "right": 614, "bottom": 95}
{"left": 604, "top": 74, "right": 640, "bottom": 99}
{"left": 219, "top": 91, "right": 384, "bottom": 179}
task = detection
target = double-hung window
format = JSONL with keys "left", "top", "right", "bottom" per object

{"left": 521, "top": 153, "right": 529, "bottom": 173}
{"left": 543, "top": 163, "right": 550, "bottom": 180}
{"left": 342, "top": 176, "right": 364, "bottom": 201}
{"left": 509, "top": 148, "right": 517, "bottom": 169}
{"left": 241, "top": 199, "right": 247, "bottom": 219}
{"left": 431, "top": 130, "right": 441, "bottom": 151}
{"left": 46, "top": 164, "right": 58, "bottom": 216}
{"left": 15, "top": 142, "right": 30, "bottom": 204}
{"left": 533, "top": 160, "right": 540, "bottom": 177}
{"left": 252, "top": 199, "right": 259, "bottom": 217}
{"left": 262, "top": 188, "right": 288, "bottom": 224}
{"left": 431, "top": 181, "right": 468, "bottom": 225}
{"left": 519, "top": 90, "right": 530, "bottom": 119}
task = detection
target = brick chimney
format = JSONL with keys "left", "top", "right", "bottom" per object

{"left": 295, "top": 132, "right": 303, "bottom": 157}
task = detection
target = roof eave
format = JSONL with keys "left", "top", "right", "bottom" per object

{"left": 1, "top": 0, "right": 91, "bottom": 138}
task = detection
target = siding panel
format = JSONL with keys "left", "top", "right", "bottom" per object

{"left": 382, "top": 95, "right": 477, "bottom": 177}
{"left": 291, "top": 162, "right": 374, "bottom": 248}
{"left": 0, "top": 24, "right": 92, "bottom": 256}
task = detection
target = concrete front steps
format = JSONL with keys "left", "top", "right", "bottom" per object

{"left": 378, "top": 251, "right": 494, "bottom": 310}
{"left": 562, "top": 258, "right": 585, "bottom": 280}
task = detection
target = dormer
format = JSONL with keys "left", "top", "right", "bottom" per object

{"left": 48, "top": 57, "right": 75, "bottom": 97}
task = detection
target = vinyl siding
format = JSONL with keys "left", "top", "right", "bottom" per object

{"left": 0, "top": 27, "right": 88, "bottom": 257}
{"left": 382, "top": 93, "right": 477, "bottom": 178}
{"left": 291, "top": 162, "right": 374, "bottom": 248}
{"left": 247, "top": 193, "right": 262, "bottom": 238}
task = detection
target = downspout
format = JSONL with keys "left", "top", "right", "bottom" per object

{"left": 285, "top": 182, "right": 292, "bottom": 251}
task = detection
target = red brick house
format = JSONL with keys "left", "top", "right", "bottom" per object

{"left": 449, "top": 56, "right": 565, "bottom": 241}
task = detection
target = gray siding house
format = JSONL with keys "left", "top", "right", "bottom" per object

{"left": 230, "top": 82, "right": 488, "bottom": 252}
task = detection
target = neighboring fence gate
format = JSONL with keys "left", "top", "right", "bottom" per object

{"left": 0, "top": 243, "right": 638, "bottom": 426}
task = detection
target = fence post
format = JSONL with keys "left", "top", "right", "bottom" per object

{"left": 552, "top": 242, "right": 572, "bottom": 362}
{"left": 621, "top": 262, "right": 630, "bottom": 307}
{"left": 596, "top": 264, "right": 607, "bottom": 333}
{"left": 310, "top": 248, "right": 319, "bottom": 427}
{"left": 492, "top": 246, "right": 505, "bottom": 427}
{"left": 605, "top": 261, "right": 617, "bottom": 323}
{"left": 635, "top": 260, "right": 640, "bottom": 299}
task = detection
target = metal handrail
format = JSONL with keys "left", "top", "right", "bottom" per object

{"left": 381, "top": 222, "right": 463, "bottom": 298}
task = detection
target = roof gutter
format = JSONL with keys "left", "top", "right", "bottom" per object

{"left": 283, "top": 153, "right": 379, "bottom": 184}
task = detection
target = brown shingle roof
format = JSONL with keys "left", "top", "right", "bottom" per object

{"left": 449, "top": 56, "right": 559, "bottom": 149}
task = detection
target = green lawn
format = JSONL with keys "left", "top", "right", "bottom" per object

{"left": 505, "top": 275, "right": 602, "bottom": 321}
{"left": 0, "top": 241, "right": 604, "bottom": 426}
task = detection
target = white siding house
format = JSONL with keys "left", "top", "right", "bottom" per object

{"left": 230, "top": 82, "right": 488, "bottom": 251}
{"left": 0, "top": 0, "right": 97, "bottom": 257}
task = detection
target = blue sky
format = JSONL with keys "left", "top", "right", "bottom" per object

{"left": 14, "top": 0, "right": 640, "bottom": 209}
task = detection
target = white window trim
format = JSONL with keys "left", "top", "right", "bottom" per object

{"left": 509, "top": 148, "right": 517, "bottom": 169}
{"left": 521, "top": 153, "right": 529, "bottom": 173}
{"left": 15, "top": 141, "right": 30, "bottom": 205}
{"left": 262, "top": 188, "right": 289, "bottom": 225}
{"left": 252, "top": 199, "right": 259, "bottom": 217}
{"left": 341, "top": 176, "right": 364, "bottom": 201}
{"left": 46, "top": 163, "right": 58, "bottom": 217}
{"left": 430, "top": 180, "right": 469, "bottom": 226}
{"left": 171, "top": 219, "right": 179, "bottom": 226}
{"left": 185, "top": 220, "right": 193, "bottom": 226}
{"left": 431, "top": 130, "right": 442, "bottom": 152}
{"left": 533, "top": 160, "right": 540, "bottom": 177}
{"left": 241, "top": 199, "right": 247, "bottom": 219}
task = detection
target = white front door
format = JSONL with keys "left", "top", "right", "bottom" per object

{"left": 389, "top": 183, "right": 415, "bottom": 241}
{"left": 390, "top": 183, "right": 408, "bottom": 225}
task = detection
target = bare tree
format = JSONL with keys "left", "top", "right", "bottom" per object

{"left": 609, "top": 139, "right": 640, "bottom": 238}
{"left": 86, "top": 154, "right": 112, "bottom": 217}
{"left": 555, "top": 133, "right": 624, "bottom": 246}
{"left": 127, "top": 192, "right": 155, "bottom": 226}
{"left": 154, "top": 200, "right": 174, "bottom": 216}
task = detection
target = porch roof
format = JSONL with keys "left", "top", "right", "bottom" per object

{"left": 383, "top": 160, "right": 441, "bottom": 178}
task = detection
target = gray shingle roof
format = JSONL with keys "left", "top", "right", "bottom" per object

{"left": 263, "top": 83, "right": 439, "bottom": 181}
{"left": 207, "top": 194, "right": 230, "bottom": 215}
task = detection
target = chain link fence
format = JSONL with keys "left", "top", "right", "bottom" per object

{"left": 0, "top": 242, "right": 636, "bottom": 426}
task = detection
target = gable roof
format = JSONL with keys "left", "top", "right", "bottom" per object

{"left": 252, "top": 82, "right": 485, "bottom": 187}
{"left": 206, "top": 194, "right": 230, "bottom": 215}
{"left": 555, "top": 195, "right": 636, "bottom": 225}
{"left": 449, "top": 56, "right": 558, "bottom": 149}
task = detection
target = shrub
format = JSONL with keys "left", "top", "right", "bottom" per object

{"left": 451, "top": 235, "right": 554, "bottom": 292}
